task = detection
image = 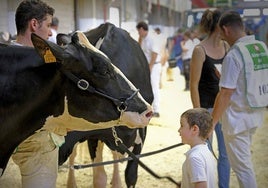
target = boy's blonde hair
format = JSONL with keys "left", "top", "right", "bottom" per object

{"left": 181, "top": 108, "right": 213, "bottom": 139}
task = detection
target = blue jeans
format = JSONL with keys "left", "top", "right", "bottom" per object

{"left": 207, "top": 108, "right": 230, "bottom": 188}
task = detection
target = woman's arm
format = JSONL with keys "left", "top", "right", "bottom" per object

{"left": 190, "top": 45, "right": 205, "bottom": 108}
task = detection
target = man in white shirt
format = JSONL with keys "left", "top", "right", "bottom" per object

{"left": 212, "top": 11, "right": 268, "bottom": 188}
{"left": 136, "top": 21, "right": 162, "bottom": 117}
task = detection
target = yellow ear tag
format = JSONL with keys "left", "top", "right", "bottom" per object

{"left": 44, "top": 48, "right": 56, "bottom": 63}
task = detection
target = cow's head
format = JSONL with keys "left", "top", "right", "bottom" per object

{"left": 84, "top": 23, "right": 154, "bottom": 105}
{"left": 31, "top": 32, "right": 153, "bottom": 129}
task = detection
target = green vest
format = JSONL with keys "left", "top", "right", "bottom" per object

{"left": 234, "top": 40, "right": 268, "bottom": 108}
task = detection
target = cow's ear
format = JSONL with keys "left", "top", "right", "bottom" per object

{"left": 57, "top": 33, "right": 71, "bottom": 46}
{"left": 31, "top": 33, "right": 65, "bottom": 63}
{"left": 72, "top": 31, "right": 109, "bottom": 60}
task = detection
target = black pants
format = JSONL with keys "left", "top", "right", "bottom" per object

{"left": 183, "top": 59, "right": 190, "bottom": 90}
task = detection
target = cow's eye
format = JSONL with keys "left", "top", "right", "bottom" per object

{"left": 102, "top": 70, "right": 109, "bottom": 75}
{"left": 98, "top": 68, "right": 110, "bottom": 76}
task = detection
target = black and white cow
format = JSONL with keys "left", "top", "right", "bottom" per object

{"left": 0, "top": 31, "right": 153, "bottom": 176}
{"left": 58, "top": 23, "right": 153, "bottom": 188}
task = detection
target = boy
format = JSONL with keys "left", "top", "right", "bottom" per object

{"left": 179, "top": 108, "right": 217, "bottom": 188}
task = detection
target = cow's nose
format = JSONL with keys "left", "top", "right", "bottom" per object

{"left": 146, "top": 111, "right": 153, "bottom": 118}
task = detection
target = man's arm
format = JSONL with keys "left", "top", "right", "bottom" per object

{"left": 212, "top": 87, "right": 235, "bottom": 127}
{"left": 194, "top": 181, "right": 207, "bottom": 188}
{"left": 149, "top": 51, "right": 158, "bottom": 71}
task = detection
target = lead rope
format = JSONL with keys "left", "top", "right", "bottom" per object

{"left": 112, "top": 126, "right": 123, "bottom": 146}
{"left": 70, "top": 142, "right": 184, "bottom": 169}
{"left": 111, "top": 127, "right": 181, "bottom": 187}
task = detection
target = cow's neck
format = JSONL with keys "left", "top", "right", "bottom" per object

{"left": 43, "top": 98, "right": 121, "bottom": 135}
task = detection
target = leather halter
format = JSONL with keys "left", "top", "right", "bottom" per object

{"left": 60, "top": 67, "right": 139, "bottom": 112}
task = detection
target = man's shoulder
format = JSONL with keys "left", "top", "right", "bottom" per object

{"left": 236, "top": 35, "right": 256, "bottom": 45}
{"left": 232, "top": 35, "right": 268, "bottom": 57}
{"left": 146, "top": 32, "right": 155, "bottom": 41}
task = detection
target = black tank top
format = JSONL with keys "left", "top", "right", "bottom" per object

{"left": 198, "top": 44, "right": 227, "bottom": 108}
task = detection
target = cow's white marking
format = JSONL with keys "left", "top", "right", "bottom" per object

{"left": 124, "top": 129, "right": 142, "bottom": 155}
{"left": 76, "top": 31, "right": 109, "bottom": 59}
{"left": 95, "top": 37, "right": 104, "bottom": 50}
{"left": 134, "top": 129, "right": 142, "bottom": 145}
{"left": 43, "top": 98, "right": 120, "bottom": 135}
{"left": 0, "top": 168, "right": 3, "bottom": 175}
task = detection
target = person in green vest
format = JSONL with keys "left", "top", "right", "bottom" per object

{"left": 212, "top": 10, "right": 268, "bottom": 188}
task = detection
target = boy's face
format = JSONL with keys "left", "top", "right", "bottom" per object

{"left": 178, "top": 116, "right": 193, "bottom": 144}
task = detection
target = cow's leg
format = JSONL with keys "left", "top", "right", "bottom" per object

{"left": 125, "top": 143, "right": 141, "bottom": 188}
{"left": 125, "top": 128, "right": 146, "bottom": 188}
{"left": 110, "top": 151, "right": 122, "bottom": 188}
{"left": 92, "top": 141, "right": 107, "bottom": 188}
{"left": 67, "top": 144, "right": 78, "bottom": 188}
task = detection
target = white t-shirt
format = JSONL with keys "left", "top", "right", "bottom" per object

{"left": 181, "top": 144, "right": 217, "bottom": 188}
{"left": 182, "top": 39, "right": 194, "bottom": 60}
{"left": 154, "top": 32, "right": 167, "bottom": 62}
{"left": 141, "top": 33, "right": 161, "bottom": 63}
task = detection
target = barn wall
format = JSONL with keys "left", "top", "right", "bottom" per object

{"left": 0, "top": 1, "right": 8, "bottom": 30}
{"left": 0, "top": 0, "right": 74, "bottom": 36}
{"left": 0, "top": 0, "right": 189, "bottom": 40}
{"left": 44, "top": 0, "right": 75, "bottom": 34}
{"left": 76, "top": 0, "right": 108, "bottom": 32}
